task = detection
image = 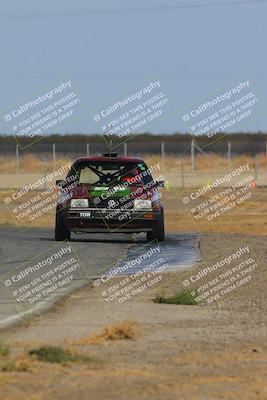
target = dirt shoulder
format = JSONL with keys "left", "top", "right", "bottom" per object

{"left": 0, "top": 232, "right": 266, "bottom": 400}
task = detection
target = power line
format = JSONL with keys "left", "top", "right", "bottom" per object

{"left": 0, "top": 0, "right": 266, "bottom": 19}
{"left": 6, "top": 73, "right": 267, "bottom": 79}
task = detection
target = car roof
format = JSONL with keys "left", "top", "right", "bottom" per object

{"left": 74, "top": 156, "right": 145, "bottom": 163}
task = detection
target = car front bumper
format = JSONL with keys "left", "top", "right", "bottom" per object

{"left": 62, "top": 207, "right": 160, "bottom": 233}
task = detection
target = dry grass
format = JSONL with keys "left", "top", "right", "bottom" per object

{"left": 165, "top": 186, "right": 267, "bottom": 235}
{"left": 0, "top": 339, "right": 10, "bottom": 356}
{"left": 0, "top": 154, "right": 70, "bottom": 173}
{"left": 145, "top": 152, "right": 266, "bottom": 172}
{"left": 0, "top": 355, "right": 37, "bottom": 373}
{"left": 0, "top": 339, "right": 38, "bottom": 373}
{"left": 0, "top": 153, "right": 266, "bottom": 173}
{"left": 67, "top": 320, "right": 139, "bottom": 345}
{"left": 14, "top": 340, "right": 52, "bottom": 351}
{"left": 28, "top": 346, "right": 94, "bottom": 365}
{"left": 0, "top": 341, "right": 97, "bottom": 374}
{"left": 154, "top": 290, "right": 198, "bottom": 305}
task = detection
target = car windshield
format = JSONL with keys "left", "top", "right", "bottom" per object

{"left": 68, "top": 161, "right": 152, "bottom": 186}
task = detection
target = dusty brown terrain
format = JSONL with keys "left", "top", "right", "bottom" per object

{"left": 0, "top": 154, "right": 266, "bottom": 399}
{"left": 0, "top": 232, "right": 266, "bottom": 400}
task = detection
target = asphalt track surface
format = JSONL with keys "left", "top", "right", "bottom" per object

{"left": 0, "top": 227, "right": 201, "bottom": 329}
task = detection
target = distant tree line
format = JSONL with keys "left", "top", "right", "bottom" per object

{"left": 0, "top": 132, "right": 267, "bottom": 155}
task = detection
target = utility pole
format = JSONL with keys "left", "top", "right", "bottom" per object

{"left": 191, "top": 140, "right": 195, "bottom": 171}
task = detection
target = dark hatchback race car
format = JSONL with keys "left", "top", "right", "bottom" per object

{"left": 55, "top": 153, "right": 165, "bottom": 242}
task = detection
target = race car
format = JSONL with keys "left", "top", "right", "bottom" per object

{"left": 55, "top": 153, "right": 165, "bottom": 242}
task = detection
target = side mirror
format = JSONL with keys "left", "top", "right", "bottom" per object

{"left": 155, "top": 180, "right": 165, "bottom": 188}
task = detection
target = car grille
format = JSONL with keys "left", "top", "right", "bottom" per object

{"left": 88, "top": 197, "right": 134, "bottom": 210}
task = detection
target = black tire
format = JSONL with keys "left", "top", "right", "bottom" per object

{"left": 55, "top": 209, "right": 70, "bottom": 241}
{"left": 147, "top": 207, "right": 165, "bottom": 242}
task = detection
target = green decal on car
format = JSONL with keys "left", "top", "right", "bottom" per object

{"left": 89, "top": 186, "right": 131, "bottom": 198}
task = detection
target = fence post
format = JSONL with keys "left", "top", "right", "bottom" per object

{"left": 16, "top": 144, "right": 19, "bottom": 174}
{"left": 255, "top": 157, "right": 258, "bottom": 182}
{"left": 44, "top": 159, "right": 48, "bottom": 191}
{"left": 86, "top": 143, "right": 90, "bottom": 156}
{"left": 181, "top": 158, "right": 185, "bottom": 189}
{"left": 161, "top": 141, "right": 165, "bottom": 166}
{"left": 52, "top": 143, "right": 56, "bottom": 170}
{"left": 124, "top": 142, "right": 127, "bottom": 156}
{"left": 228, "top": 141, "right": 232, "bottom": 168}
{"left": 191, "top": 140, "right": 195, "bottom": 171}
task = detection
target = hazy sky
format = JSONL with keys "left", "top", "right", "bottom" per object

{"left": 0, "top": 0, "right": 266, "bottom": 134}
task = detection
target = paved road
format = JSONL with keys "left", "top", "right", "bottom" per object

{"left": 0, "top": 227, "right": 201, "bottom": 329}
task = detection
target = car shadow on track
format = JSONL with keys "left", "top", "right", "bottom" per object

{"left": 39, "top": 233, "right": 143, "bottom": 244}
{"left": 39, "top": 233, "right": 184, "bottom": 244}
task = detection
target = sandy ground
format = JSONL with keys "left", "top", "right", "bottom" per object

{"left": 0, "top": 232, "right": 266, "bottom": 400}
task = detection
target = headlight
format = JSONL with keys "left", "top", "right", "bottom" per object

{"left": 70, "top": 199, "right": 89, "bottom": 208}
{"left": 134, "top": 199, "right": 152, "bottom": 210}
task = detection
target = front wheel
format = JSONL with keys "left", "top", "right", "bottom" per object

{"left": 147, "top": 207, "right": 165, "bottom": 242}
{"left": 55, "top": 209, "right": 70, "bottom": 241}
